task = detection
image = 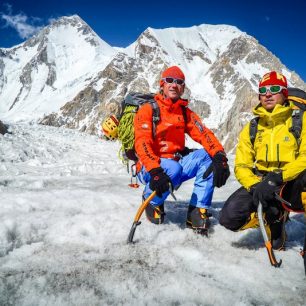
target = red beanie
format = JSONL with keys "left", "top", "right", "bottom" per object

{"left": 259, "top": 71, "right": 288, "bottom": 97}
{"left": 160, "top": 66, "right": 185, "bottom": 87}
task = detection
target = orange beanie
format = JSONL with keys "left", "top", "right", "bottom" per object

{"left": 160, "top": 66, "right": 185, "bottom": 87}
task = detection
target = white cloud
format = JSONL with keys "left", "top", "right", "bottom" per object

{"left": 0, "top": 5, "right": 43, "bottom": 39}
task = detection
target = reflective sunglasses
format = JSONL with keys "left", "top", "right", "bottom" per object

{"left": 162, "top": 77, "right": 185, "bottom": 85}
{"left": 259, "top": 85, "right": 287, "bottom": 95}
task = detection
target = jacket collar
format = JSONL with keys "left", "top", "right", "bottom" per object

{"left": 253, "top": 101, "right": 292, "bottom": 123}
{"left": 155, "top": 93, "right": 189, "bottom": 108}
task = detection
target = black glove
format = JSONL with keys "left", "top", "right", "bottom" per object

{"left": 149, "top": 167, "right": 171, "bottom": 197}
{"left": 253, "top": 171, "right": 283, "bottom": 208}
{"left": 203, "top": 152, "right": 230, "bottom": 188}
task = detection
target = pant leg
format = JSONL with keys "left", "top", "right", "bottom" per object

{"left": 219, "top": 186, "right": 255, "bottom": 231}
{"left": 137, "top": 158, "right": 182, "bottom": 206}
{"left": 179, "top": 148, "right": 214, "bottom": 209}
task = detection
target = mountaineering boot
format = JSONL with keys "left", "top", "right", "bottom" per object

{"left": 145, "top": 203, "right": 165, "bottom": 224}
{"left": 266, "top": 210, "right": 288, "bottom": 250}
{"left": 186, "top": 205, "right": 211, "bottom": 235}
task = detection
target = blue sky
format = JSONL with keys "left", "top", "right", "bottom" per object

{"left": 1, "top": 0, "right": 306, "bottom": 81}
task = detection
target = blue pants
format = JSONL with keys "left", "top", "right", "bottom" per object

{"left": 137, "top": 149, "right": 214, "bottom": 208}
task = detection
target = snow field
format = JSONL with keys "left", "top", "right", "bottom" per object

{"left": 0, "top": 123, "right": 305, "bottom": 305}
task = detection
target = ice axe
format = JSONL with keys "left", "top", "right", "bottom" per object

{"left": 257, "top": 201, "right": 282, "bottom": 267}
{"left": 127, "top": 184, "right": 176, "bottom": 244}
{"left": 127, "top": 191, "right": 157, "bottom": 244}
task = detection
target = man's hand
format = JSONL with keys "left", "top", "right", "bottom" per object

{"left": 203, "top": 152, "right": 230, "bottom": 188}
{"left": 149, "top": 167, "right": 171, "bottom": 197}
{"left": 253, "top": 172, "right": 283, "bottom": 208}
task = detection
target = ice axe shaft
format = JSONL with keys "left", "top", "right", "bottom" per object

{"left": 127, "top": 191, "right": 157, "bottom": 244}
{"left": 127, "top": 182, "right": 175, "bottom": 244}
{"left": 257, "top": 201, "right": 282, "bottom": 268}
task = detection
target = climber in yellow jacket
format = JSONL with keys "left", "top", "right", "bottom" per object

{"left": 220, "top": 71, "right": 306, "bottom": 251}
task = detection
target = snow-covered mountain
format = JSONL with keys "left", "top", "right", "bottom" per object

{"left": 1, "top": 15, "right": 306, "bottom": 150}
{"left": 0, "top": 15, "right": 116, "bottom": 121}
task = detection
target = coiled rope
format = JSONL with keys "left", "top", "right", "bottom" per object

{"left": 117, "top": 105, "right": 137, "bottom": 163}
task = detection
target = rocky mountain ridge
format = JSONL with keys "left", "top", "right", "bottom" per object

{"left": 1, "top": 15, "right": 305, "bottom": 151}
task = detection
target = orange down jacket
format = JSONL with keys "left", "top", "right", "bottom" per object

{"left": 134, "top": 93, "right": 224, "bottom": 172}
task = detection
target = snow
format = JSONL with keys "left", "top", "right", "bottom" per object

{"left": 0, "top": 123, "right": 305, "bottom": 305}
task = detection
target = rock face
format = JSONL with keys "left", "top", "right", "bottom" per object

{"left": 1, "top": 16, "right": 305, "bottom": 150}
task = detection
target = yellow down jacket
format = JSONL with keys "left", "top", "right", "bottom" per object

{"left": 235, "top": 101, "right": 306, "bottom": 190}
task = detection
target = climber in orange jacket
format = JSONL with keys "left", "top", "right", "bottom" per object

{"left": 134, "top": 66, "right": 230, "bottom": 233}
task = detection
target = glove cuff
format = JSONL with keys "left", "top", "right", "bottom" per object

{"left": 267, "top": 171, "right": 284, "bottom": 186}
{"left": 213, "top": 151, "right": 228, "bottom": 161}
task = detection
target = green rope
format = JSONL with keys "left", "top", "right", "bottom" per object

{"left": 117, "top": 105, "right": 137, "bottom": 163}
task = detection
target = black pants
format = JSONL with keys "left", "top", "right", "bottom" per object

{"left": 219, "top": 170, "right": 306, "bottom": 231}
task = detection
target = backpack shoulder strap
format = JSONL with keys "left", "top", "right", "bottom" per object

{"left": 146, "top": 96, "right": 160, "bottom": 138}
{"left": 249, "top": 117, "right": 259, "bottom": 146}
{"left": 181, "top": 106, "right": 187, "bottom": 124}
{"left": 148, "top": 97, "right": 160, "bottom": 123}
{"left": 289, "top": 108, "right": 304, "bottom": 144}
{"left": 287, "top": 87, "right": 306, "bottom": 144}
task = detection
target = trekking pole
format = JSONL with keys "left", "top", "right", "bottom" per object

{"left": 127, "top": 191, "right": 157, "bottom": 244}
{"left": 257, "top": 201, "right": 282, "bottom": 267}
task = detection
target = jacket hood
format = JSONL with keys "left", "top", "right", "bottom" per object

{"left": 252, "top": 101, "right": 293, "bottom": 123}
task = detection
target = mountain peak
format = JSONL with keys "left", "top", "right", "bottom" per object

{"left": 49, "top": 14, "right": 89, "bottom": 30}
{"left": 1, "top": 19, "right": 305, "bottom": 152}
{"left": 19, "top": 14, "right": 111, "bottom": 51}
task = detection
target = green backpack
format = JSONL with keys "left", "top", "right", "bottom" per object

{"left": 249, "top": 87, "right": 306, "bottom": 146}
{"left": 117, "top": 92, "right": 188, "bottom": 164}
{"left": 117, "top": 93, "right": 161, "bottom": 164}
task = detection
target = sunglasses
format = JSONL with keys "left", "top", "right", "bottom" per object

{"left": 162, "top": 77, "right": 185, "bottom": 85}
{"left": 259, "top": 85, "right": 287, "bottom": 95}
